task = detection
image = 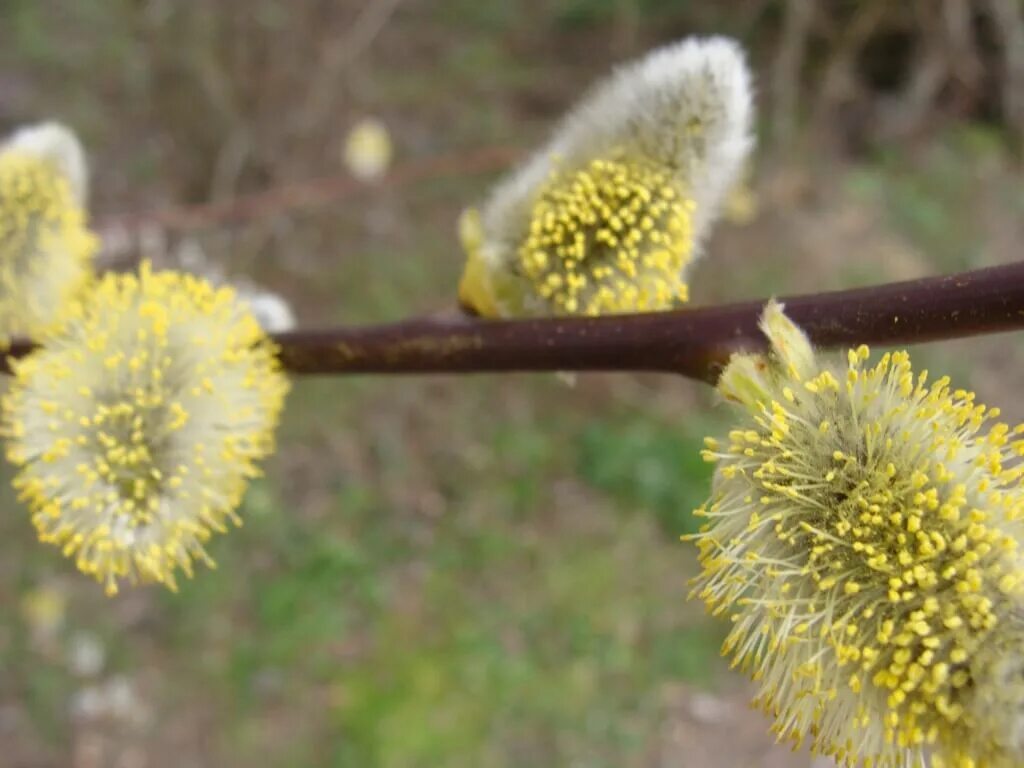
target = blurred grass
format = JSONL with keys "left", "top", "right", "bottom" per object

{"left": 0, "top": 2, "right": 1022, "bottom": 767}
{"left": 578, "top": 416, "right": 715, "bottom": 537}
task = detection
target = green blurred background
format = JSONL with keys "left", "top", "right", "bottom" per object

{"left": 0, "top": 2, "right": 1022, "bottom": 766}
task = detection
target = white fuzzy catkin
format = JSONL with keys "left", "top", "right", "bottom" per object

{"left": 3, "top": 122, "right": 89, "bottom": 206}
{"left": 0, "top": 122, "right": 97, "bottom": 343}
{"left": 480, "top": 36, "right": 753, "bottom": 278}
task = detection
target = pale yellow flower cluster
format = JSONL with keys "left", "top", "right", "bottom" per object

{"left": 0, "top": 132, "right": 97, "bottom": 344}
{"left": 0, "top": 123, "right": 289, "bottom": 594}
{"left": 689, "top": 302, "right": 1024, "bottom": 767}
{"left": 459, "top": 36, "right": 752, "bottom": 318}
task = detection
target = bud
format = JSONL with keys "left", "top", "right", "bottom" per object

{"left": 459, "top": 37, "right": 753, "bottom": 317}
{"left": 343, "top": 118, "right": 393, "bottom": 181}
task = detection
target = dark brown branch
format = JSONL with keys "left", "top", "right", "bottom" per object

{"left": 275, "top": 261, "right": 1024, "bottom": 382}
{"left": 5, "top": 262, "right": 1024, "bottom": 382}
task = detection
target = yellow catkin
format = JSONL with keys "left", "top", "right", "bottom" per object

{"left": 0, "top": 151, "right": 97, "bottom": 342}
{"left": 686, "top": 302, "right": 1024, "bottom": 768}
{"left": 457, "top": 38, "right": 753, "bottom": 320}
{"left": 517, "top": 155, "right": 694, "bottom": 316}
{"left": 1, "top": 263, "right": 289, "bottom": 595}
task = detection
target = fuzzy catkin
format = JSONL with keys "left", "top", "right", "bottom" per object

{"left": 460, "top": 36, "right": 753, "bottom": 318}
{"left": 2, "top": 264, "right": 289, "bottom": 595}
{"left": 0, "top": 123, "right": 97, "bottom": 343}
{"left": 688, "top": 302, "right": 1024, "bottom": 767}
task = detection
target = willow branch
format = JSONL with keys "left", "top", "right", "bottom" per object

{"left": 5, "top": 262, "right": 1024, "bottom": 382}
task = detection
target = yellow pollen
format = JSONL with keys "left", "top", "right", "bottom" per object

{"left": 518, "top": 154, "right": 694, "bottom": 316}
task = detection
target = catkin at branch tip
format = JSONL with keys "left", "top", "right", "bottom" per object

{"left": 2, "top": 263, "right": 289, "bottom": 595}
